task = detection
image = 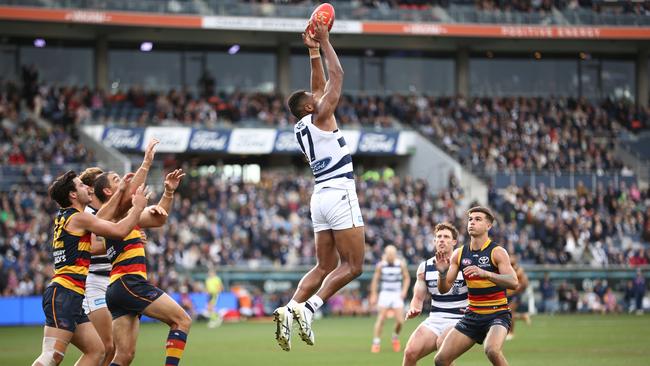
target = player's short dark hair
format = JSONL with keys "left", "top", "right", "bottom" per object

{"left": 287, "top": 90, "right": 309, "bottom": 119}
{"left": 48, "top": 170, "right": 77, "bottom": 208}
{"left": 468, "top": 206, "right": 495, "bottom": 223}
{"left": 94, "top": 172, "right": 112, "bottom": 203}
{"left": 435, "top": 222, "right": 459, "bottom": 240}
{"left": 79, "top": 167, "right": 104, "bottom": 188}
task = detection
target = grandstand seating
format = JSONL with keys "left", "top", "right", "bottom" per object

{"left": 0, "top": 72, "right": 648, "bottom": 309}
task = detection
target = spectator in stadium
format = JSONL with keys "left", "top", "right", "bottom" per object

{"left": 179, "top": 285, "right": 196, "bottom": 320}
{"left": 602, "top": 287, "right": 620, "bottom": 313}
{"left": 558, "top": 281, "right": 579, "bottom": 313}
{"left": 539, "top": 273, "right": 557, "bottom": 314}
{"left": 623, "top": 280, "right": 636, "bottom": 313}
{"left": 633, "top": 269, "right": 646, "bottom": 315}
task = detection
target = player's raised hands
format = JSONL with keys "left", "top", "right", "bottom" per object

{"left": 302, "top": 25, "right": 320, "bottom": 49}
{"left": 164, "top": 169, "right": 185, "bottom": 194}
{"left": 435, "top": 250, "right": 450, "bottom": 274}
{"left": 118, "top": 172, "right": 135, "bottom": 192}
{"left": 311, "top": 21, "right": 329, "bottom": 43}
{"left": 143, "top": 138, "right": 160, "bottom": 166}
{"left": 132, "top": 184, "right": 151, "bottom": 209}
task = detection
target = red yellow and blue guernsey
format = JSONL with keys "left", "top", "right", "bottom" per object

{"left": 106, "top": 227, "right": 147, "bottom": 284}
{"left": 458, "top": 239, "right": 509, "bottom": 315}
{"left": 50, "top": 208, "right": 92, "bottom": 295}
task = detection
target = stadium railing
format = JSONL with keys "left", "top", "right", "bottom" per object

{"left": 1, "top": 0, "right": 648, "bottom": 26}
{"left": 484, "top": 170, "right": 637, "bottom": 190}
{"left": 1, "top": 265, "right": 646, "bottom": 325}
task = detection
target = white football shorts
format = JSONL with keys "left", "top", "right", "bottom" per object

{"left": 420, "top": 314, "right": 462, "bottom": 336}
{"left": 311, "top": 187, "right": 364, "bottom": 232}
{"left": 378, "top": 291, "right": 404, "bottom": 309}
{"left": 82, "top": 273, "right": 110, "bottom": 314}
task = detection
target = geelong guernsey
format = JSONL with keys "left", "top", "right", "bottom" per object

{"left": 379, "top": 259, "right": 403, "bottom": 293}
{"left": 85, "top": 206, "right": 111, "bottom": 276}
{"left": 424, "top": 257, "right": 468, "bottom": 318}
{"left": 294, "top": 114, "right": 355, "bottom": 192}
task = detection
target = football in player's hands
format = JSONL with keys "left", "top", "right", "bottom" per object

{"left": 306, "top": 3, "right": 335, "bottom": 37}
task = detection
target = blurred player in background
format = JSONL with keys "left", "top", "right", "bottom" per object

{"left": 369, "top": 245, "right": 410, "bottom": 353}
{"left": 205, "top": 267, "right": 224, "bottom": 328}
{"left": 506, "top": 255, "right": 530, "bottom": 340}
{"left": 273, "top": 21, "right": 365, "bottom": 351}
{"left": 403, "top": 223, "right": 467, "bottom": 366}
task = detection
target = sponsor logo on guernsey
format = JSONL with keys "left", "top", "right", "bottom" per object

{"left": 478, "top": 256, "right": 490, "bottom": 266}
{"left": 311, "top": 157, "right": 332, "bottom": 173}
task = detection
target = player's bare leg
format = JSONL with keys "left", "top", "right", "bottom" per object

{"left": 402, "top": 324, "right": 438, "bottom": 366}
{"left": 32, "top": 327, "right": 73, "bottom": 366}
{"left": 483, "top": 325, "right": 509, "bottom": 366}
{"left": 274, "top": 230, "right": 337, "bottom": 350}
{"left": 292, "top": 230, "right": 338, "bottom": 302}
{"left": 372, "top": 307, "right": 389, "bottom": 353}
{"left": 111, "top": 315, "right": 140, "bottom": 366}
{"left": 315, "top": 226, "right": 364, "bottom": 300}
{"left": 88, "top": 308, "right": 115, "bottom": 366}
{"left": 143, "top": 293, "right": 192, "bottom": 366}
{"left": 70, "top": 322, "right": 105, "bottom": 366}
{"left": 434, "top": 329, "right": 475, "bottom": 366}
{"left": 392, "top": 306, "right": 405, "bottom": 351}
{"left": 292, "top": 226, "right": 364, "bottom": 347}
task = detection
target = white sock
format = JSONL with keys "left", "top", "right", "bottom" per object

{"left": 287, "top": 299, "right": 299, "bottom": 309}
{"left": 373, "top": 337, "right": 381, "bottom": 345}
{"left": 392, "top": 333, "right": 398, "bottom": 340}
{"left": 305, "top": 295, "right": 324, "bottom": 314}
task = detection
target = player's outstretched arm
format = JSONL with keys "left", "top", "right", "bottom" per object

{"left": 139, "top": 169, "right": 185, "bottom": 228}
{"left": 117, "top": 138, "right": 159, "bottom": 216}
{"left": 89, "top": 234, "right": 106, "bottom": 256}
{"left": 311, "top": 22, "right": 343, "bottom": 129}
{"left": 405, "top": 262, "right": 427, "bottom": 320}
{"left": 463, "top": 247, "right": 519, "bottom": 290}
{"left": 70, "top": 184, "right": 150, "bottom": 239}
{"left": 369, "top": 263, "right": 381, "bottom": 307}
{"left": 303, "top": 28, "right": 325, "bottom": 99}
{"left": 401, "top": 260, "right": 411, "bottom": 300}
{"left": 437, "top": 248, "right": 460, "bottom": 294}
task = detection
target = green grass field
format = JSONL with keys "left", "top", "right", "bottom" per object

{"left": 2, "top": 314, "right": 649, "bottom": 365}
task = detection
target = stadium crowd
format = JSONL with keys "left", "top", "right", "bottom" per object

{"left": 1, "top": 165, "right": 649, "bottom": 298}
{"left": 21, "top": 81, "right": 647, "bottom": 174}
{"left": 1, "top": 77, "right": 648, "bottom": 319}
{"left": 246, "top": 0, "right": 650, "bottom": 15}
